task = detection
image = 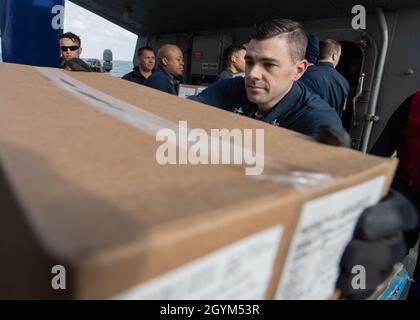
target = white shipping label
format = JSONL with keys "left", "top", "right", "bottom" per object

{"left": 114, "top": 225, "right": 283, "bottom": 300}
{"left": 178, "top": 86, "right": 197, "bottom": 99}
{"left": 196, "top": 87, "right": 207, "bottom": 94}
{"left": 275, "top": 176, "right": 386, "bottom": 300}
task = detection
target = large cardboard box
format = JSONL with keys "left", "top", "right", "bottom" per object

{"left": 0, "top": 63, "right": 397, "bottom": 299}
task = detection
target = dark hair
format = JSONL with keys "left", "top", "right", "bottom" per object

{"left": 137, "top": 46, "right": 154, "bottom": 57}
{"left": 59, "top": 32, "right": 81, "bottom": 46}
{"left": 224, "top": 44, "right": 246, "bottom": 64}
{"left": 251, "top": 18, "right": 307, "bottom": 63}
{"left": 319, "top": 39, "right": 341, "bottom": 60}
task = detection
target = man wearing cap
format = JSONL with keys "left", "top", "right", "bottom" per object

{"left": 303, "top": 33, "right": 320, "bottom": 67}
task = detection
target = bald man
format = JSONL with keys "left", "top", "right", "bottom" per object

{"left": 144, "top": 44, "right": 184, "bottom": 95}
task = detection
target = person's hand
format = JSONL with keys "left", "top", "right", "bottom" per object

{"left": 336, "top": 190, "right": 419, "bottom": 299}
{"left": 317, "top": 126, "right": 352, "bottom": 147}
{"left": 63, "top": 58, "right": 93, "bottom": 72}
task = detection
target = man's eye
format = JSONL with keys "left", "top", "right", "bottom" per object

{"left": 264, "top": 63, "right": 275, "bottom": 69}
{"left": 245, "top": 60, "right": 254, "bottom": 66}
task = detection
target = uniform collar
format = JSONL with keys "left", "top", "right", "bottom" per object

{"left": 157, "top": 66, "right": 174, "bottom": 78}
{"left": 133, "top": 66, "right": 156, "bottom": 79}
{"left": 306, "top": 64, "right": 318, "bottom": 71}
{"left": 157, "top": 66, "right": 179, "bottom": 85}
{"left": 318, "top": 61, "right": 335, "bottom": 68}
{"left": 225, "top": 69, "right": 234, "bottom": 77}
{"left": 262, "top": 82, "right": 303, "bottom": 123}
{"left": 232, "top": 79, "right": 302, "bottom": 123}
{"left": 132, "top": 66, "right": 146, "bottom": 79}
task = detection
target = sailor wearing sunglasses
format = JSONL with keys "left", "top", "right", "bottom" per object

{"left": 59, "top": 32, "right": 82, "bottom": 62}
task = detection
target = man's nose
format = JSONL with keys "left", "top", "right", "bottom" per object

{"left": 247, "top": 65, "right": 262, "bottom": 79}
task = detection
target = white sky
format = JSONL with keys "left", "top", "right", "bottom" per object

{"left": 64, "top": 0, "right": 138, "bottom": 61}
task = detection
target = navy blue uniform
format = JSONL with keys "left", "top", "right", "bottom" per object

{"left": 216, "top": 69, "right": 233, "bottom": 82}
{"left": 299, "top": 62, "right": 350, "bottom": 117}
{"left": 189, "top": 77, "right": 342, "bottom": 139}
{"left": 122, "top": 67, "right": 154, "bottom": 85}
{"left": 144, "top": 66, "right": 179, "bottom": 95}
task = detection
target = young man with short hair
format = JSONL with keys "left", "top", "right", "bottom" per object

{"left": 190, "top": 19, "right": 418, "bottom": 299}
{"left": 58, "top": 32, "right": 91, "bottom": 71}
{"left": 59, "top": 32, "right": 82, "bottom": 62}
{"left": 300, "top": 38, "right": 350, "bottom": 116}
{"left": 122, "top": 46, "right": 156, "bottom": 85}
{"left": 217, "top": 44, "right": 247, "bottom": 81}
{"left": 190, "top": 19, "right": 342, "bottom": 139}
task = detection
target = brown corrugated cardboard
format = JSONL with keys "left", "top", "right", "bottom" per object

{"left": 0, "top": 63, "right": 397, "bottom": 299}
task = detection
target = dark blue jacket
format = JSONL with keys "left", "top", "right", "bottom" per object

{"left": 299, "top": 62, "right": 350, "bottom": 117}
{"left": 216, "top": 69, "right": 233, "bottom": 82}
{"left": 122, "top": 67, "right": 155, "bottom": 85}
{"left": 189, "top": 77, "right": 342, "bottom": 139}
{"left": 144, "top": 66, "right": 179, "bottom": 95}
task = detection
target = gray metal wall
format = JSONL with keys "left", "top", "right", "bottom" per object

{"left": 369, "top": 7, "right": 420, "bottom": 150}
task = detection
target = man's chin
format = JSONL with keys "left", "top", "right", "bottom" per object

{"left": 246, "top": 91, "right": 264, "bottom": 104}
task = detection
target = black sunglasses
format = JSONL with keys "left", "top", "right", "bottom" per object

{"left": 61, "top": 45, "right": 80, "bottom": 52}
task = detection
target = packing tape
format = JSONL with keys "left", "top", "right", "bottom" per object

{"left": 35, "top": 67, "right": 336, "bottom": 189}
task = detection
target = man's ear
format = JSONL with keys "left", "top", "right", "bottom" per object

{"left": 79, "top": 47, "right": 82, "bottom": 56}
{"left": 161, "top": 57, "right": 168, "bottom": 66}
{"left": 293, "top": 59, "right": 308, "bottom": 81}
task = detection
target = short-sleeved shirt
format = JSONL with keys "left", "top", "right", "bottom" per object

{"left": 189, "top": 76, "right": 342, "bottom": 139}
{"left": 299, "top": 62, "right": 350, "bottom": 117}
{"left": 143, "top": 67, "right": 180, "bottom": 95}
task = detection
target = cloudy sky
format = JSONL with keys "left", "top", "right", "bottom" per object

{"left": 0, "top": 1, "right": 137, "bottom": 61}
{"left": 64, "top": 0, "right": 138, "bottom": 61}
